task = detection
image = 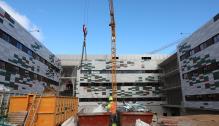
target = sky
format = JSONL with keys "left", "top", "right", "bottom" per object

{"left": 0, "top": 0, "right": 219, "bottom": 55}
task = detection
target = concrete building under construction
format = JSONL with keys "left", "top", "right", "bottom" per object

{"left": 0, "top": 7, "right": 61, "bottom": 94}
{"left": 59, "top": 54, "right": 169, "bottom": 115}
{"left": 159, "top": 53, "right": 183, "bottom": 116}
{"left": 177, "top": 13, "right": 219, "bottom": 113}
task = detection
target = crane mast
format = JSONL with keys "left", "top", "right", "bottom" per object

{"left": 109, "top": 0, "right": 117, "bottom": 106}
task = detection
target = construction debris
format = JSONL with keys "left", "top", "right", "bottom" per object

{"left": 62, "top": 116, "right": 77, "bottom": 126}
{"left": 118, "top": 102, "right": 151, "bottom": 112}
{"left": 92, "top": 105, "right": 107, "bottom": 113}
{"left": 135, "top": 119, "right": 150, "bottom": 126}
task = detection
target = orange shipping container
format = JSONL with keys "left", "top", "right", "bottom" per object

{"left": 8, "top": 94, "right": 78, "bottom": 126}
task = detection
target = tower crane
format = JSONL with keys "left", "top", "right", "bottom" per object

{"left": 109, "top": 0, "right": 117, "bottom": 111}
{"left": 79, "top": 0, "right": 118, "bottom": 115}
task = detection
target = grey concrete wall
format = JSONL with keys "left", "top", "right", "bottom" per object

{"left": 177, "top": 15, "right": 219, "bottom": 110}
{"left": 0, "top": 7, "right": 61, "bottom": 93}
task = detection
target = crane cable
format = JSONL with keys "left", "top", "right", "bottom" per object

{"left": 79, "top": 0, "right": 89, "bottom": 69}
{"left": 149, "top": 35, "right": 189, "bottom": 54}
{"left": 79, "top": 0, "right": 99, "bottom": 99}
{"left": 83, "top": 0, "right": 89, "bottom": 26}
{"left": 79, "top": 25, "right": 88, "bottom": 68}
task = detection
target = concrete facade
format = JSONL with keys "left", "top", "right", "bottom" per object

{"left": 0, "top": 7, "right": 61, "bottom": 94}
{"left": 59, "top": 54, "right": 169, "bottom": 115}
{"left": 177, "top": 14, "right": 219, "bottom": 111}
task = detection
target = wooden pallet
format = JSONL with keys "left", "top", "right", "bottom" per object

{"left": 8, "top": 111, "right": 27, "bottom": 126}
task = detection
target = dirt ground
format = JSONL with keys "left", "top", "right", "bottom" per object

{"left": 157, "top": 114, "right": 219, "bottom": 126}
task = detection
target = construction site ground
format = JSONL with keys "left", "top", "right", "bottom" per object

{"left": 156, "top": 114, "right": 219, "bottom": 126}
